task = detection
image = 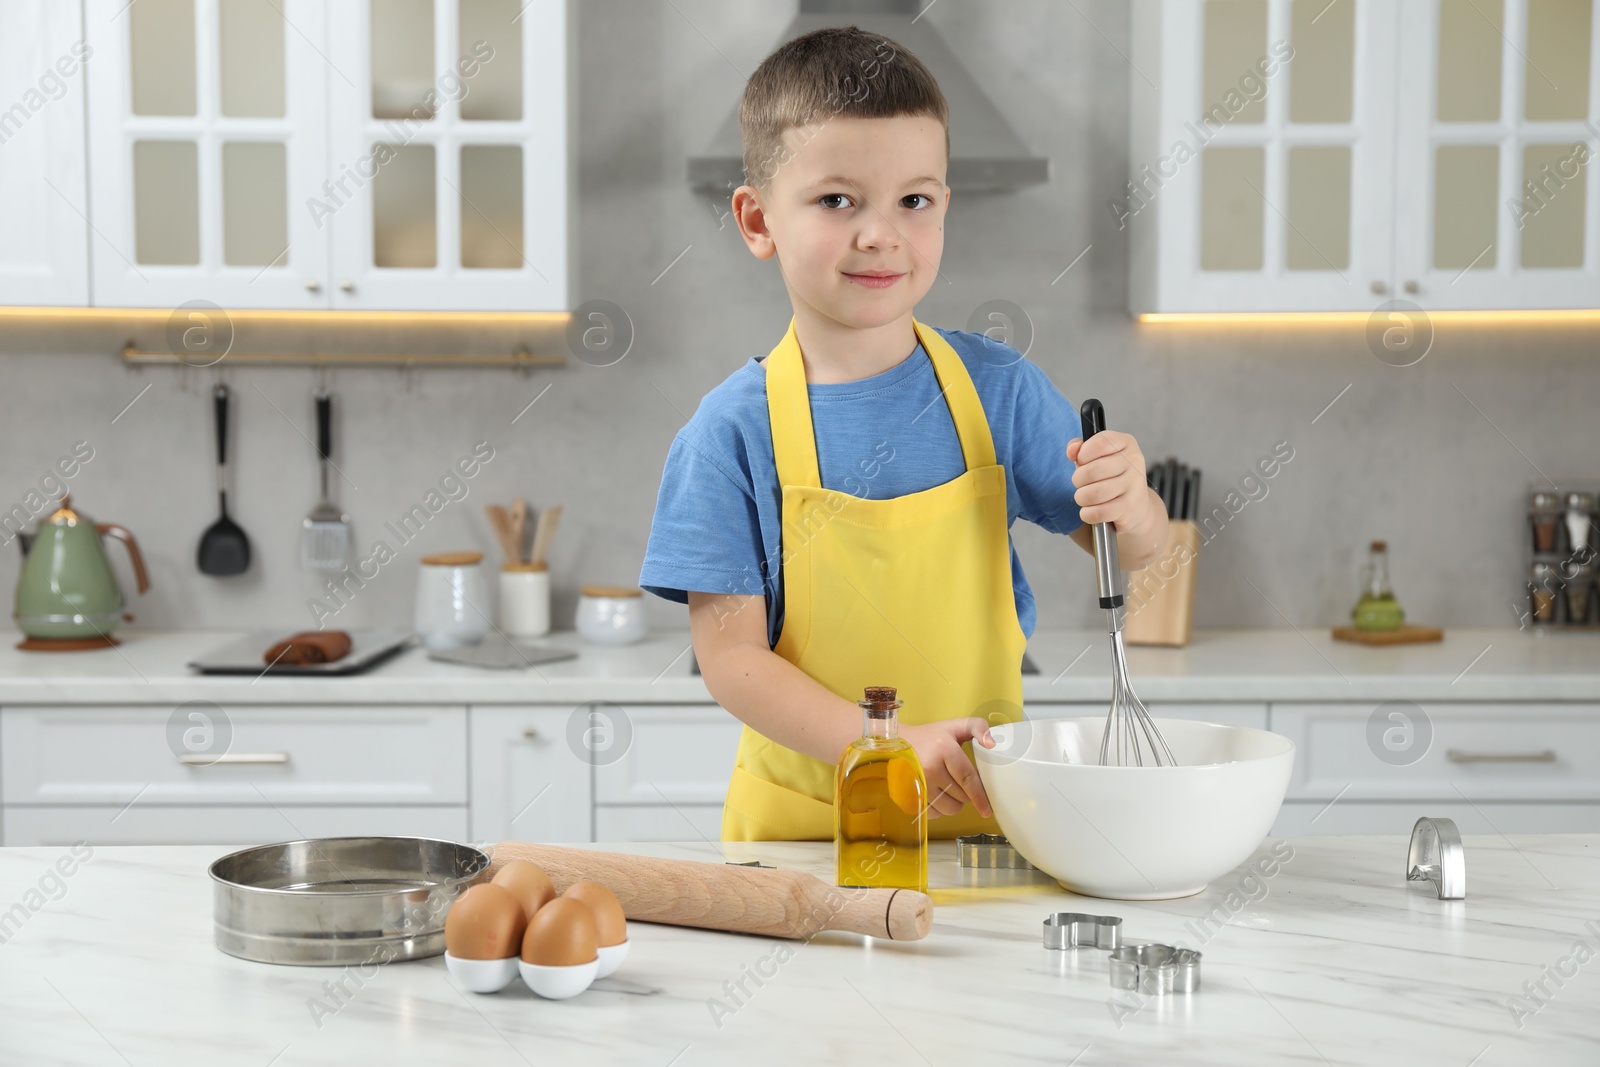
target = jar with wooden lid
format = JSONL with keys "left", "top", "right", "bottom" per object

{"left": 415, "top": 551, "right": 490, "bottom": 650}
{"left": 575, "top": 585, "right": 648, "bottom": 645}
{"left": 500, "top": 561, "right": 551, "bottom": 638}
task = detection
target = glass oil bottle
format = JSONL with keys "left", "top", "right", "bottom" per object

{"left": 1352, "top": 539, "right": 1405, "bottom": 631}
{"left": 835, "top": 686, "right": 928, "bottom": 893}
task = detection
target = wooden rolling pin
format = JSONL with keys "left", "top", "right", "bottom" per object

{"left": 489, "top": 842, "right": 932, "bottom": 941}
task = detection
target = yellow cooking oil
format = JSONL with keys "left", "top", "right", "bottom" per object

{"left": 836, "top": 686, "right": 928, "bottom": 893}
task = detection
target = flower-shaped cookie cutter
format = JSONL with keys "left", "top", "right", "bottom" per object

{"left": 1108, "top": 943, "right": 1202, "bottom": 995}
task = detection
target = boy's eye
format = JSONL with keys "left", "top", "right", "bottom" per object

{"left": 818, "top": 193, "right": 854, "bottom": 210}
{"left": 902, "top": 194, "right": 932, "bottom": 209}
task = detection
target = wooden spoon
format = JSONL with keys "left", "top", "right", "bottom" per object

{"left": 529, "top": 504, "right": 561, "bottom": 567}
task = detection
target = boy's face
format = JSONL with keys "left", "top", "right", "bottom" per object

{"left": 735, "top": 114, "right": 950, "bottom": 332}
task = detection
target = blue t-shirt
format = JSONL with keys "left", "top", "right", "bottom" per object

{"left": 639, "top": 326, "right": 1084, "bottom": 648}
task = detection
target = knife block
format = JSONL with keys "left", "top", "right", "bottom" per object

{"left": 1124, "top": 520, "right": 1199, "bottom": 647}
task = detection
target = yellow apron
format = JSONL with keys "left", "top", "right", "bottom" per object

{"left": 721, "top": 316, "right": 1027, "bottom": 842}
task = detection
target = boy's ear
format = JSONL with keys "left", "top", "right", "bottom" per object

{"left": 731, "top": 185, "right": 777, "bottom": 261}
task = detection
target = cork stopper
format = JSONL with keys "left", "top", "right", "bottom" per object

{"left": 1370, "top": 540, "right": 1388, "bottom": 552}
{"left": 860, "top": 686, "right": 900, "bottom": 718}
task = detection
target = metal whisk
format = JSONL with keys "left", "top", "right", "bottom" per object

{"left": 1080, "top": 399, "right": 1177, "bottom": 767}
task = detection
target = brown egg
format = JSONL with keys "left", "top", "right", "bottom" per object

{"left": 491, "top": 860, "right": 557, "bottom": 923}
{"left": 563, "top": 881, "right": 627, "bottom": 947}
{"left": 444, "top": 883, "right": 525, "bottom": 960}
{"left": 520, "top": 896, "right": 599, "bottom": 966}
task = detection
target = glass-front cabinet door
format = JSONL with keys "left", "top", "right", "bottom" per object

{"left": 326, "top": 0, "right": 569, "bottom": 311}
{"left": 85, "top": 0, "right": 330, "bottom": 308}
{"left": 1394, "top": 0, "right": 1600, "bottom": 309}
{"left": 0, "top": 3, "right": 89, "bottom": 307}
{"left": 1130, "top": 0, "right": 1401, "bottom": 312}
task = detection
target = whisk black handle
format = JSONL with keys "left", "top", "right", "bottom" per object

{"left": 1077, "top": 398, "right": 1124, "bottom": 614}
{"left": 1080, "top": 398, "right": 1105, "bottom": 440}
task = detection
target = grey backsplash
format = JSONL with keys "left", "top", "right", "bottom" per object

{"left": 0, "top": 0, "right": 1592, "bottom": 636}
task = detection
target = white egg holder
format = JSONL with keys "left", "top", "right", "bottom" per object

{"left": 446, "top": 940, "right": 629, "bottom": 998}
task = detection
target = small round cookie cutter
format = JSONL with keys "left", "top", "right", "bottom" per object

{"left": 1406, "top": 816, "right": 1466, "bottom": 900}
{"left": 1108, "top": 943, "right": 1202, "bottom": 995}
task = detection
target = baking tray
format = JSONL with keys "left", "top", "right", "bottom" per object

{"left": 209, "top": 836, "right": 490, "bottom": 965}
{"left": 426, "top": 632, "right": 578, "bottom": 670}
{"left": 187, "top": 629, "right": 414, "bottom": 675}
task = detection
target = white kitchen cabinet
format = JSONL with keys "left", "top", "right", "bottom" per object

{"left": 590, "top": 704, "right": 742, "bottom": 842}
{"left": 1, "top": 704, "right": 466, "bottom": 806}
{"left": 78, "top": 0, "right": 569, "bottom": 311}
{"left": 1145, "top": 702, "right": 1268, "bottom": 730}
{"left": 3, "top": 804, "right": 468, "bottom": 847}
{"left": 325, "top": 0, "right": 570, "bottom": 310}
{"left": 594, "top": 805, "right": 726, "bottom": 843}
{"left": 1272, "top": 800, "right": 1600, "bottom": 835}
{"left": 1130, "top": 0, "right": 1600, "bottom": 313}
{"left": 592, "top": 705, "right": 743, "bottom": 805}
{"left": 1272, "top": 702, "right": 1600, "bottom": 802}
{"left": 1393, "top": 0, "right": 1600, "bottom": 309}
{"left": 84, "top": 0, "right": 332, "bottom": 308}
{"left": 0, "top": 2, "right": 90, "bottom": 306}
{"left": 1130, "top": 0, "right": 1400, "bottom": 312}
{"left": 468, "top": 706, "right": 592, "bottom": 844}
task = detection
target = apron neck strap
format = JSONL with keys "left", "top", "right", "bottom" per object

{"left": 766, "top": 316, "right": 997, "bottom": 489}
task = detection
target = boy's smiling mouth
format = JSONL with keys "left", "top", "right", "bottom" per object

{"left": 842, "top": 269, "right": 905, "bottom": 288}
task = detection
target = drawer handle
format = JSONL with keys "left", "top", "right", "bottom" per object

{"left": 1445, "top": 749, "right": 1556, "bottom": 764}
{"left": 177, "top": 752, "right": 290, "bottom": 766}
{"left": 522, "top": 727, "right": 541, "bottom": 740}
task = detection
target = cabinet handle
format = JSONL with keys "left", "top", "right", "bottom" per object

{"left": 522, "top": 727, "right": 541, "bottom": 740}
{"left": 339, "top": 279, "right": 356, "bottom": 293}
{"left": 1445, "top": 748, "right": 1555, "bottom": 763}
{"left": 177, "top": 752, "right": 290, "bottom": 766}
{"left": 1370, "top": 280, "right": 1388, "bottom": 295}
{"left": 304, "top": 279, "right": 322, "bottom": 293}
{"left": 1403, "top": 280, "right": 1420, "bottom": 295}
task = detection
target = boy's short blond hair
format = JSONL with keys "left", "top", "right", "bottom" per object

{"left": 739, "top": 25, "right": 950, "bottom": 191}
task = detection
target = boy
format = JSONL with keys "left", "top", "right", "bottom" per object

{"left": 641, "top": 27, "right": 1167, "bottom": 842}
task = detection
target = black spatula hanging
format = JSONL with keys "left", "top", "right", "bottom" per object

{"left": 197, "top": 384, "right": 252, "bottom": 576}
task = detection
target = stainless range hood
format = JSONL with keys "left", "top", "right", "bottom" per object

{"left": 687, "top": 0, "right": 1050, "bottom": 196}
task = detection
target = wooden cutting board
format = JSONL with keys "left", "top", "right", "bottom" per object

{"left": 1331, "top": 625, "right": 1444, "bottom": 646}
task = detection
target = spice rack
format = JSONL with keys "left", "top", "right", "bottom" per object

{"left": 1526, "top": 485, "right": 1598, "bottom": 629}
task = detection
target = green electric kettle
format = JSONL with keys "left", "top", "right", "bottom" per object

{"left": 14, "top": 495, "right": 150, "bottom": 641}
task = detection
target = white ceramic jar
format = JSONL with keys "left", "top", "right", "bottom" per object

{"left": 499, "top": 563, "right": 551, "bottom": 638}
{"left": 413, "top": 551, "right": 491, "bottom": 650}
{"left": 575, "top": 585, "right": 648, "bottom": 645}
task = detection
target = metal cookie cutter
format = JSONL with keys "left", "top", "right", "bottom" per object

{"left": 1043, "top": 912, "right": 1122, "bottom": 951}
{"left": 1108, "top": 944, "right": 1202, "bottom": 995}
{"left": 1406, "top": 816, "right": 1466, "bottom": 899}
{"left": 957, "top": 833, "right": 1036, "bottom": 870}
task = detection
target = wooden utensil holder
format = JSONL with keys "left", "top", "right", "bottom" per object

{"left": 1124, "top": 519, "right": 1199, "bottom": 647}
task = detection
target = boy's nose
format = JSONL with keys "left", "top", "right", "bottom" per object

{"left": 854, "top": 208, "right": 901, "bottom": 251}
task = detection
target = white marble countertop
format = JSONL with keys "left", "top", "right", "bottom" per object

{"left": 0, "top": 835, "right": 1596, "bottom": 1065}
{"left": 0, "top": 626, "right": 1596, "bottom": 706}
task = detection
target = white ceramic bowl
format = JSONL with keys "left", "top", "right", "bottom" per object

{"left": 975, "top": 717, "right": 1295, "bottom": 900}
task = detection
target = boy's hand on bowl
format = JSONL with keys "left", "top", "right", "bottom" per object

{"left": 901, "top": 719, "right": 995, "bottom": 819}
{"left": 1066, "top": 430, "right": 1151, "bottom": 530}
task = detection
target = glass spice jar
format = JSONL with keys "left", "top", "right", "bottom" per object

{"left": 1565, "top": 563, "right": 1594, "bottom": 625}
{"left": 1529, "top": 562, "right": 1560, "bottom": 624}
{"left": 1529, "top": 491, "right": 1561, "bottom": 554}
